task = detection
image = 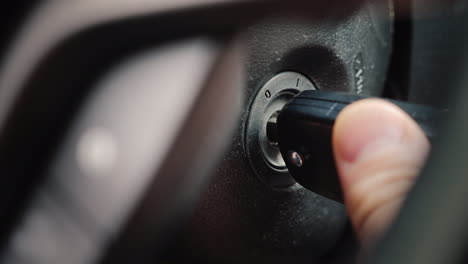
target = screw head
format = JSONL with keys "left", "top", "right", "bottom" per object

{"left": 288, "top": 151, "right": 303, "bottom": 167}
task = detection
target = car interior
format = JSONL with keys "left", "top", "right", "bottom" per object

{"left": 0, "top": 0, "right": 468, "bottom": 263}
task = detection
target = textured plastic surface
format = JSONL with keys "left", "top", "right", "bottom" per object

{"left": 176, "top": 1, "right": 394, "bottom": 262}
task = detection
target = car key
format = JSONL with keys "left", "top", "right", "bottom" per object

{"left": 274, "top": 90, "right": 445, "bottom": 202}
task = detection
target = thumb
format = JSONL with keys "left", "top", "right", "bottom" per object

{"left": 333, "top": 99, "right": 430, "bottom": 247}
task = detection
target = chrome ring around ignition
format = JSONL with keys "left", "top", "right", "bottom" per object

{"left": 245, "top": 72, "right": 317, "bottom": 188}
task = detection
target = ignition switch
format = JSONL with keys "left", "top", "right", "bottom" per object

{"left": 245, "top": 72, "right": 316, "bottom": 188}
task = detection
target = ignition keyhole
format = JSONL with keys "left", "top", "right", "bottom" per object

{"left": 266, "top": 111, "right": 280, "bottom": 146}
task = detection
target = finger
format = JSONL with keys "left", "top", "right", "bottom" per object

{"left": 332, "top": 99, "right": 430, "bottom": 247}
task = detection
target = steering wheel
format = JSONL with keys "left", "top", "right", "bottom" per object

{"left": 0, "top": 1, "right": 466, "bottom": 263}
